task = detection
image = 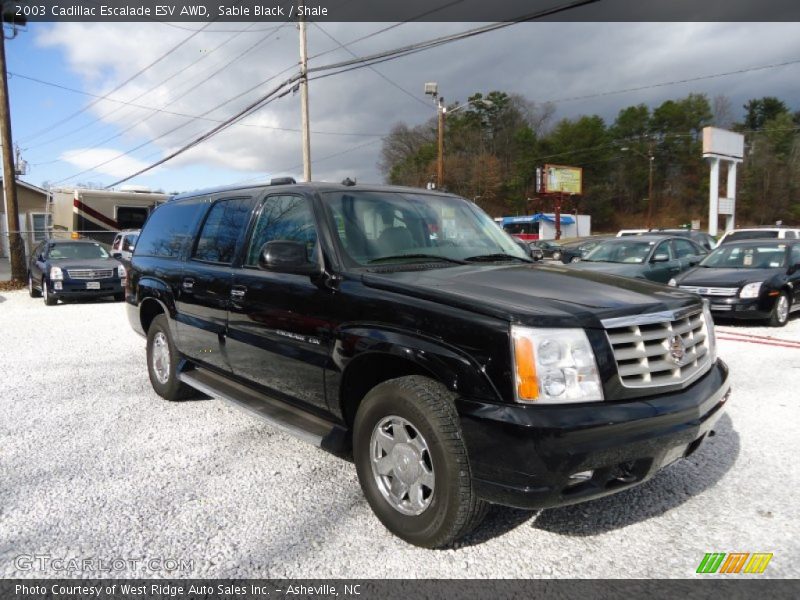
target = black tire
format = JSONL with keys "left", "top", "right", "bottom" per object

{"left": 114, "top": 292, "right": 125, "bottom": 302}
{"left": 146, "top": 314, "right": 195, "bottom": 401}
{"left": 42, "top": 278, "right": 57, "bottom": 306}
{"left": 570, "top": 256, "right": 581, "bottom": 263}
{"left": 28, "top": 272, "right": 41, "bottom": 298}
{"left": 353, "top": 375, "right": 488, "bottom": 548}
{"left": 767, "top": 291, "right": 790, "bottom": 327}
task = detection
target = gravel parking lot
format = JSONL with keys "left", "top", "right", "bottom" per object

{"left": 1, "top": 289, "right": 798, "bottom": 579}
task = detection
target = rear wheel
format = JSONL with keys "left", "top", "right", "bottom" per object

{"left": 570, "top": 256, "right": 581, "bottom": 263}
{"left": 146, "top": 314, "right": 195, "bottom": 401}
{"left": 768, "top": 292, "right": 790, "bottom": 327}
{"left": 353, "top": 376, "right": 488, "bottom": 548}
{"left": 28, "top": 272, "right": 41, "bottom": 298}
{"left": 552, "top": 251, "right": 562, "bottom": 261}
{"left": 42, "top": 278, "right": 57, "bottom": 306}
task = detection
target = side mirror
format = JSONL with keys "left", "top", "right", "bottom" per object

{"left": 112, "top": 252, "right": 122, "bottom": 259}
{"left": 789, "top": 262, "right": 800, "bottom": 275}
{"left": 651, "top": 253, "right": 670, "bottom": 263}
{"left": 688, "top": 256, "right": 701, "bottom": 266}
{"left": 258, "top": 241, "right": 319, "bottom": 275}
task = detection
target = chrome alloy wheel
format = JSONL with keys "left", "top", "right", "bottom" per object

{"left": 370, "top": 415, "right": 435, "bottom": 516}
{"left": 151, "top": 332, "right": 171, "bottom": 385}
{"left": 776, "top": 294, "right": 789, "bottom": 323}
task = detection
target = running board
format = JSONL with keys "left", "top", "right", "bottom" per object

{"left": 179, "top": 368, "right": 349, "bottom": 454}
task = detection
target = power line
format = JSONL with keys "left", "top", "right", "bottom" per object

{"left": 67, "top": 0, "right": 602, "bottom": 187}
{"left": 19, "top": 19, "right": 219, "bottom": 145}
{"left": 312, "top": 23, "right": 430, "bottom": 109}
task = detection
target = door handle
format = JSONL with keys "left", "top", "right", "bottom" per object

{"left": 182, "top": 278, "right": 195, "bottom": 290}
{"left": 231, "top": 286, "right": 247, "bottom": 298}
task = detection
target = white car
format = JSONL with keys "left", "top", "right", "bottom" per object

{"left": 110, "top": 230, "right": 140, "bottom": 262}
{"left": 616, "top": 229, "right": 649, "bottom": 237}
{"left": 718, "top": 227, "right": 800, "bottom": 245}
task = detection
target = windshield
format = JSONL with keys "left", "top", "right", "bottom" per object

{"left": 700, "top": 244, "right": 787, "bottom": 269}
{"left": 583, "top": 240, "right": 654, "bottom": 263}
{"left": 724, "top": 230, "right": 779, "bottom": 242}
{"left": 323, "top": 191, "right": 528, "bottom": 266}
{"left": 48, "top": 243, "right": 110, "bottom": 260}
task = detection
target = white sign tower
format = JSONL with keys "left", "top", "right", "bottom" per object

{"left": 702, "top": 127, "right": 744, "bottom": 236}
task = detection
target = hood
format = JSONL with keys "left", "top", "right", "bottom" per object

{"left": 676, "top": 267, "right": 785, "bottom": 288}
{"left": 361, "top": 263, "right": 700, "bottom": 329}
{"left": 49, "top": 257, "right": 121, "bottom": 270}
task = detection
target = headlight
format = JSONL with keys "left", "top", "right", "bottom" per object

{"left": 117, "top": 265, "right": 127, "bottom": 278}
{"left": 739, "top": 282, "right": 763, "bottom": 298}
{"left": 511, "top": 326, "right": 603, "bottom": 404}
{"left": 702, "top": 300, "right": 717, "bottom": 364}
{"left": 49, "top": 266, "right": 63, "bottom": 281}
{"left": 667, "top": 278, "right": 677, "bottom": 287}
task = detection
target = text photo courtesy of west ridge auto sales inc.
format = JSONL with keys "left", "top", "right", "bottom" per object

{"left": 0, "top": 1, "right": 799, "bottom": 599}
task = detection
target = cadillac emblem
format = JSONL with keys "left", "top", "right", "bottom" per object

{"left": 668, "top": 334, "right": 687, "bottom": 365}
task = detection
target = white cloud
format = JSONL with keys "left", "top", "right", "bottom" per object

{"left": 59, "top": 148, "right": 153, "bottom": 179}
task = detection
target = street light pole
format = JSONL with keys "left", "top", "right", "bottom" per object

{"left": 622, "top": 141, "right": 656, "bottom": 228}
{"left": 437, "top": 96, "right": 445, "bottom": 189}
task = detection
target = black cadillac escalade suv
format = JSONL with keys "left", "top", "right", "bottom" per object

{"left": 126, "top": 181, "right": 731, "bottom": 548}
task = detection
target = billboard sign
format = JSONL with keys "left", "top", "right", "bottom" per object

{"left": 543, "top": 164, "right": 583, "bottom": 195}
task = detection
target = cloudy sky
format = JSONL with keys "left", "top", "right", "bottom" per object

{"left": 7, "top": 19, "right": 800, "bottom": 193}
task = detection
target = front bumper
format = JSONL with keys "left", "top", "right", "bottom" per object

{"left": 459, "top": 359, "right": 730, "bottom": 509}
{"left": 51, "top": 278, "right": 123, "bottom": 298}
{"left": 704, "top": 295, "right": 776, "bottom": 320}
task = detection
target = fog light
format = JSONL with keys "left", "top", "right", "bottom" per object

{"left": 54, "top": 282, "right": 63, "bottom": 290}
{"left": 567, "top": 470, "right": 594, "bottom": 486}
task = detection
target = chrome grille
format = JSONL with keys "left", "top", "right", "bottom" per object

{"left": 679, "top": 285, "right": 738, "bottom": 297}
{"left": 604, "top": 309, "right": 713, "bottom": 388}
{"left": 67, "top": 269, "right": 114, "bottom": 279}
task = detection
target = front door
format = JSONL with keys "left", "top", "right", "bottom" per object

{"left": 177, "top": 195, "right": 255, "bottom": 372}
{"left": 646, "top": 239, "right": 681, "bottom": 283}
{"left": 225, "top": 194, "right": 331, "bottom": 412}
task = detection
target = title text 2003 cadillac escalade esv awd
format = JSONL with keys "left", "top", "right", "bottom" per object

{"left": 126, "top": 182, "right": 731, "bottom": 548}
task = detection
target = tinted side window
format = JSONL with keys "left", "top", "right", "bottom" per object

{"left": 192, "top": 197, "right": 253, "bottom": 264}
{"left": 654, "top": 241, "right": 672, "bottom": 259}
{"left": 673, "top": 238, "right": 698, "bottom": 258}
{"left": 135, "top": 199, "right": 206, "bottom": 258}
{"left": 245, "top": 195, "right": 318, "bottom": 266}
{"left": 785, "top": 231, "right": 797, "bottom": 239}
{"left": 791, "top": 245, "right": 800, "bottom": 264}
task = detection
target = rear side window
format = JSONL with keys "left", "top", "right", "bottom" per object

{"left": 135, "top": 199, "right": 206, "bottom": 258}
{"left": 192, "top": 197, "right": 253, "bottom": 264}
{"left": 673, "top": 238, "right": 699, "bottom": 258}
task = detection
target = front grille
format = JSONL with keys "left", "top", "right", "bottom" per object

{"left": 67, "top": 269, "right": 114, "bottom": 279}
{"left": 604, "top": 309, "right": 712, "bottom": 388}
{"left": 679, "top": 285, "right": 738, "bottom": 297}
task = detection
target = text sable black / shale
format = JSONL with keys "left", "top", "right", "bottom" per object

{"left": 7, "top": 0, "right": 800, "bottom": 22}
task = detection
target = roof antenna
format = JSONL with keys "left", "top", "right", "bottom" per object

{"left": 341, "top": 177, "right": 356, "bottom": 186}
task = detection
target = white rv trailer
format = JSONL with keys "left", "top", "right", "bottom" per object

{"left": 48, "top": 187, "right": 168, "bottom": 244}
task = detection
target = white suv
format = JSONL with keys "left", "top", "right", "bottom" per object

{"left": 718, "top": 227, "right": 800, "bottom": 244}
{"left": 110, "top": 230, "right": 140, "bottom": 261}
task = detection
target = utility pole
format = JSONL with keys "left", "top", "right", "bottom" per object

{"left": 645, "top": 139, "right": 655, "bottom": 229}
{"left": 0, "top": 17, "right": 25, "bottom": 280}
{"left": 436, "top": 96, "right": 444, "bottom": 189}
{"left": 297, "top": 5, "right": 311, "bottom": 182}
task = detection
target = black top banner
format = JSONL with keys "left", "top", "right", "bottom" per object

{"left": 3, "top": 0, "right": 800, "bottom": 23}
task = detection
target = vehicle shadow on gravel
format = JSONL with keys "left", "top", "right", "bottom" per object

{"left": 531, "top": 413, "right": 739, "bottom": 537}
{"left": 459, "top": 413, "right": 739, "bottom": 544}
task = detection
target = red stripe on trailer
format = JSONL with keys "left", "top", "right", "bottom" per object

{"left": 74, "top": 199, "right": 119, "bottom": 229}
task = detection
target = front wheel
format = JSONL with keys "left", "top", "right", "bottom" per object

{"left": 768, "top": 292, "right": 790, "bottom": 327}
{"left": 146, "top": 314, "right": 195, "bottom": 401}
{"left": 42, "top": 278, "right": 57, "bottom": 305}
{"left": 552, "top": 251, "right": 562, "bottom": 261}
{"left": 28, "top": 272, "right": 41, "bottom": 298}
{"left": 353, "top": 376, "right": 488, "bottom": 548}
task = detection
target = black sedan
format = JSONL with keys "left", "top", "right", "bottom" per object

{"left": 558, "top": 236, "right": 613, "bottom": 263}
{"left": 671, "top": 239, "right": 800, "bottom": 326}
{"left": 529, "top": 239, "right": 563, "bottom": 260}
{"left": 27, "top": 239, "right": 126, "bottom": 305}
{"left": 564, "top": 235, "right": 707, "bottom": 284}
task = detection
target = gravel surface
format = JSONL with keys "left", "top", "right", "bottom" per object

{"left": 1, "top": 289, "right": 798, "bottom": 579}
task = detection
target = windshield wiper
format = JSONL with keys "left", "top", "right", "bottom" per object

{"left": 368, "top": 254, "right": 467, "bottom": 265}
{"left": 464, "top": 253, "right": 532, "bottom": 263}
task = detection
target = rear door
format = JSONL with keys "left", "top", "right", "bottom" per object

{"left": 225, "top": 193, "right": 331, "bottom": 411}
{"left": 177, "top": 195, "right": 256, "bottom": 372}
{"left": 672, "top": 238, "right": 705, "bottom": 271}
